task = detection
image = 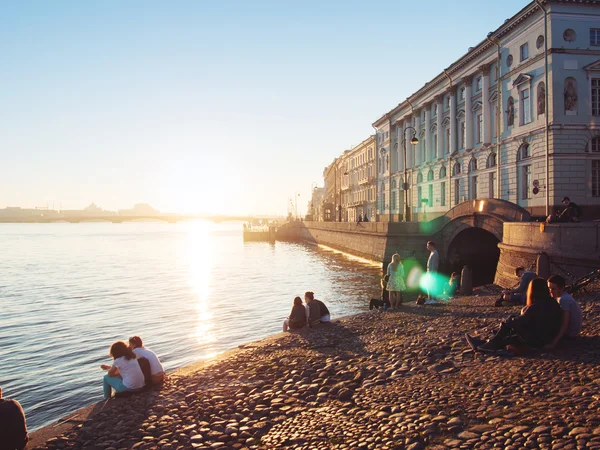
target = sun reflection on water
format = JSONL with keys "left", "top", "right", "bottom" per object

{"left": 185, "top": 221, "right": 216, "bottom": 348}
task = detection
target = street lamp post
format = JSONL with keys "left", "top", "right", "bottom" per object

{"left": 400, "top": 125, "right": 419, "bottom": 222}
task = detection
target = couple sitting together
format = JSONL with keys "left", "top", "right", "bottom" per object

{"left": 467, "top": 274, "right": 583, "bottom": 355}
{"left": 100, "top": 336, "right": 165, "bottom": 399}
{"left": 282, "top": 291, "right": 330, "bottom": 331}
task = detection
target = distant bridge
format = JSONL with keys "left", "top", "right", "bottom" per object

{"left": 0, "top": 215, "right": 280, "bottom": 224}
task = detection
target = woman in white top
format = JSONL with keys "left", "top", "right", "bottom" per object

{"left": 100, "top": 341, "right": 145, "bottom": 399}
{"left": 386, "top": 253, "right": 406, "bottom": 309}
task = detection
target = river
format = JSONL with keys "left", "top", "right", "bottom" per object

{"left": 0, "top": 221, "right": 383, "bottom": 430}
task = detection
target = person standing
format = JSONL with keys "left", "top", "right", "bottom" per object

{"left": 386, "top": 254, "right": 406, "bottom": 309}
{"left": 425, "top": 241, "right": 439, "bottom": 303}
{"left": 545, "top": 274, "right": 583, "bottom": 349}
{"left": 0, "top": 388, "right": 28, "bottom": 450}
{"left": 128, "top": 336, "right": 166, "bottom": 384}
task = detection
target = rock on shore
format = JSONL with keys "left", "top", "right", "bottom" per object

{"left": 30, "top": 287, "right": 600, "bottom": 449}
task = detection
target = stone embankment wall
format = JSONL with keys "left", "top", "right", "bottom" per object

{"left": 276, "top": 221, "right": 433, "bottom": 269}
{"left": 495, "top": 222, "right": 600, "bottom": 286}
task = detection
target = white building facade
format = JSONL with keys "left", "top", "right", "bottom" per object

{"left": 373, "top": 0, "right": 600, "bottom": 222}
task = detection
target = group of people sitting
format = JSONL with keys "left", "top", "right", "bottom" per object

{"left": 282, "top": 291, "right": 330, "bottom": 331}
{"left": 468, "top": 272, "right": 583, "bottom": 354}
{"left": 100, "top": 336, "right": 165, "bottom": 399}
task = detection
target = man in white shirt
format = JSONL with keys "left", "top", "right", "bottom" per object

{"left": 545, "top": 274, "right": 583, "bottom": 349}
{"left": 128, "top": 336, "right": 166, "bottom": 384}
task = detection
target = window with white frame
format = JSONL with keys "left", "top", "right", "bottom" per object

{"left": 593, "top": 160, "right": 600, "bottom": 197}
{"left": 521, "top": 165, "right": 532, "bottom": 199}
{"left": 592, "top": 78, "right": 600, "bottom": 116}
{"left": 460, "top": 87, "right": 465, "bottom": 101}
{"left": 445, "top": 128, "right": 451, "bottom": 153}
{"left": 520, "top": 43, "right": 529, "bottom": 61}
{"left": 471, "top": 175, "right": 478, "bottom": 200}
{"left": 417, "top": 186, "right": 422, "bottom": 207}
{"left": 441, "top": 181, "right": 446, "bottom": 206}
{"left": 428, "top": 184, "right": 433, "bottom": 207}
{"left": 459, "top": 121, "right": 465, "bottom": 149}
{"left": 590, "top": 28, "right": 600, "bottom": 46}
{"left": 476, "top": 113, "right": 483, "bottom": 143}
{"left": 590, "top": 137, "right": 600, "bottom": 153}
{"left": 391, "top": 191, "right": 397, "bottom": 210}
{"left": 476, "top": 77, "right": 482, "bottom": 91}
{"left": 520, "top": 88, "right": 531, "bottom": 125}
{"left": 489, "top": 172, "right": 496, "bottom": 198}
{"left": 454, "top": 179, "right": 460, "bottom": 205}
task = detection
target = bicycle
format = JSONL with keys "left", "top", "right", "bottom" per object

{"left": 567, "top": 268, "right": 600, "bottom": 295}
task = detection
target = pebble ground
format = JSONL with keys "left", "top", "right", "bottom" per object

{"left": 32, "top": 284, "right": 600, "bottom": 450}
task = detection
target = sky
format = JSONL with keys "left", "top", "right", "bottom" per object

{"left": 0, "top": 0, "right": 532, "bottom": 216}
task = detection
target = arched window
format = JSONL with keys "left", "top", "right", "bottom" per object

{"left": 427, "top": 169, "right": 434, "bottom": 181}
{"left": 588, "top": 136, "right": 600, "bottom": 153}
{"left": 453, "top": 162, "right": 461, "bottom": 176}
{"left": 469, "top": 158, "right": 477, "bottom": 172}
{"left": 440, "top": 166, "right": 447, "bottom": 178}
{"left": 517, "top": 143, "right": 530, "bottom": 161}
{"left": 486, "top": 153, "right": 497, "bottom": 168}
{"left": 417, "top": 172, "right": 423, "bottom": 183}
{"left": 391, "top": 178, "right": 397, "bottom": 189}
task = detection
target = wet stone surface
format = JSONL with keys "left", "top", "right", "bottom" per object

{"left": 32, "top": 286, "right": 600, "bottom": 449}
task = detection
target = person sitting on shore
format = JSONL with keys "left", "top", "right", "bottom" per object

{"left": 441, "top": 272, "right": 459, "bottom": 299}
{"left": 370, "top": 274, "right": 391, "bottom": 310}
{"left": 544, "top": 274, "right": 583, "bottom": 349}
{"left": 100, "top": 341, "right": 146, "bottom": 399}
{"left": 128, "top": 336, "right": 166, "bottom": 384}
{"left": 495, "top": 266, "right": 537, "bottom": 307}
{"left": 283, "top": 296, "right": 307, "bottom": 331}
{"left": 472, "top": 278, "right": 562, "bottom": 354}
{"left": 0, "top": 387, "right": 28, "bottom": 450}
{"left": 305, "top": 291, "right": 330, "bottom": 327}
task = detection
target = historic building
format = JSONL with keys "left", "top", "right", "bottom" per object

{"left": 373, "top": 0, "right": 600, "bottom": 222}
{"left": 342, "top": 136, "right": 377, "bottom": 222}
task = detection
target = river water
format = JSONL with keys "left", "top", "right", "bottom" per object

{"left": 0, "top": 221, "right": 383, "bottom": 431}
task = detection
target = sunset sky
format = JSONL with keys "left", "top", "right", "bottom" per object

{"left": 1, "top": 0, "right": 530, "bottom": 216}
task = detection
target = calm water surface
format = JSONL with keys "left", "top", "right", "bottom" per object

{"left": 0, "top": 221, "right": 382, "bottom": 430}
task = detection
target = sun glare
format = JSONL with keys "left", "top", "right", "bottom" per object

{"left": 185, "top": 221, "right": 217, "bottom": 347}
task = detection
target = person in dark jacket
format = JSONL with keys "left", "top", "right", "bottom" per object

{"left": 0, "top": 387, "right": 28, "bottom": 450}
{"left": 283, "top": 296, "right": 307, "bottom": 331}
{"left": 370, "top": 274, "right": 391, "bottom": 310}
{"left": 477, "top": 278, "right": 562, "bottom": 353}
{"left": 305, "top": 291, "right": 330, "bottom": 326}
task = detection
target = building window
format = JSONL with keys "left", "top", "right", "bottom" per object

{"left": 391, "top": 191, "right": 397, "bottom": 210}
{"left": 591, "top": 28, "right": 600, "bottom": 46}
{"left": 428, "top": 184, "right": 433, "bottom": 207}
{"left": 445, "top": 128, "right": 451, "bottom": 153}
{"left": 486, "top": 153, "right": 497, "bottom": 168}
{"left": 590, "top": 137, "right": 600, "bottom": 153}
{"left": 490, "top": 172, "right": 496, "bottom": 198}
{"left": 592, "top": 78, "right": 600, "bottom": 116}
{"left": 460, "top": 87, "right": 465, "bottom": 101}
{"left": 427, "top": 169, "right": 434, "bottom": 181}
{"left": 593, "top": 160, "right": 600, "bottom": 197}
{"left": 453, "top": 162, "right": 461, "bottom": 176}
{"left": 441, "top": 181, "right": 446, "bottom": 206}
{"left": 433, "top": 133, "right": 438, "bottom": 157}
{"left": 536, "top": 35, "right": 545, "bottom": 49}
{"left": 434, "top": 104, "right": 438, "bottom": 116}
{"left": 440, "top": 166, "right": 447, "bottom": 178}
{"left": 469, "top": 158, "right": 477, "bottom": 172}
{"left": 417, "top": 186, "right": 422, "bottom": 207}
{"left": 476, "top": 77, "right": 482, "bottom": 91}
{"left": 476, "top": 113, "right": 483, "bottom": 144}
{"left": 521, "top": 88, "right": 531, "bottom": 125}
{"left": 454, "top": 179, "right": 460, "bottom": 205}
{"left": 446, "top": 96, "right": 451, "bottom": 110}
{"left": 518, "top": 143, "right": 530, "bottom": 160}
{"left": 520, "top": 43, "right": 529, "bottom": 61}
{"left": 521, "top": 165, "right": 532, "bottom": 199}
{"left": 471, "top": 175, "right": 478, "bottom": 200}
{"left": 417, "top": 172, "right": 423, "bottom": 183}
{"left": 459, "top": 121, "right": 465, "bottom": 149}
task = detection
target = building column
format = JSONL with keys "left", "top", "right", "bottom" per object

{"left": 414, "top": 112, "right": 421, "bottom": 166}
{"left": 449, "top": 88, "right": 457, "bottom": 154}
{"left": 464, "top": 76, "right": 473, "bottom": 151}
{"left": 425, "top": 105, "right": 432, "bottom": 162}
{"left": 482, "top": 65, "right": 492, "bottom": 145}
{"left": 436, "top": 96, "right": 443, "bottom": 159}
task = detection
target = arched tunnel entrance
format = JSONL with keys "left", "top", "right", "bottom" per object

{"left": 446, "top": 227, "right": 500, "bottom": 287}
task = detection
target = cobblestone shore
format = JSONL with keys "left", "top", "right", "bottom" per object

{"left": 31, "top": 286, "right": 600, "bottom": 450}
